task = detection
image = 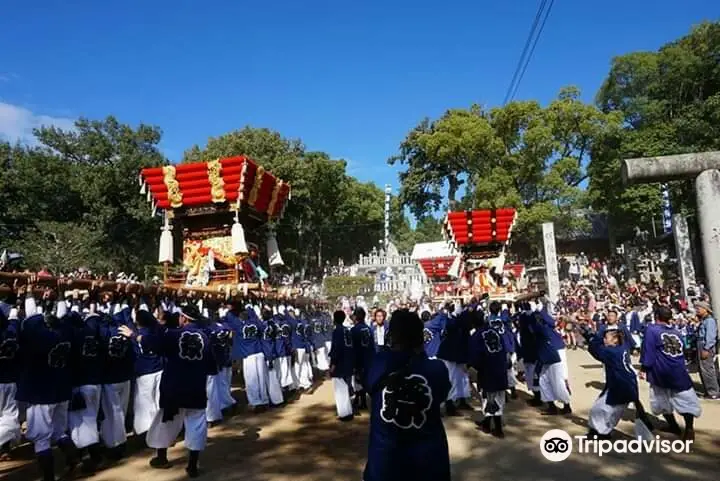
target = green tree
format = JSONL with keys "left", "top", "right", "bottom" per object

{"left": 1, "top": 117, "right": 166, "bottom": 273}
{"left": 593, "top": 21, "right": 720, "bottom": 230}
{"left": 392, "top": 87, "right": 620, "bottom": 246}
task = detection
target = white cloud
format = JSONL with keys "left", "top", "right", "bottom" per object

{"left": 0, "top": 102, "right": 75, "bottom": 144}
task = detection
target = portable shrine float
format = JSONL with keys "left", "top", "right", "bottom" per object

{"left": 139, "top": 155, "right": 291, "bottom": 294}
{"left": 411, "top": 241, "right": 461, "bottom": 299}
{"left": 442, "top": 208, "right": 518, "bottom": 299}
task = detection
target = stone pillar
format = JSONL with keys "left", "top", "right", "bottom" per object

{"left": 696, "top": 170, "right": 720, "bottom": 314}
{"left": 542, "top": 222, "right": 560, "bottom": 306}
{"left": 672, "top": 213, "right": 696, "bottom": 299}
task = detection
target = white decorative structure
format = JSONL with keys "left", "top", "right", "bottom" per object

{"left": 542, "top": 222, "right": 560, "bottom": 305}
{"left": 266, "top": 232, "right": 285, "bottom": 266}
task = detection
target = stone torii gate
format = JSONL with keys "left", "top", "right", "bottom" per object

{"left": 622, "top": 151, "right": 720, "bottom": 313}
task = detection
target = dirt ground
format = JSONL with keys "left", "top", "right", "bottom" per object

{"left": 3, "top": 349, "right": 720, "bottom": 481}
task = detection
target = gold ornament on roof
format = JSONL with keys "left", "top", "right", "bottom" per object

{"left": 162, "top": 165, "right": 183, "bottom": 208}
{"left": 267, "top": 180, "right": 283, "bottom": 218}
{"left": 248, "top": 165, "right": 265, "bottom": 207}
{"left": 207, "top": 158, "right": 226, "bottom": 203}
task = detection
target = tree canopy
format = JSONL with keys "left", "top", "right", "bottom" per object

{"left": 1, "top": 117, "right": 164, "bottom": 274}
{"left": 391, "top": 87, "right": 622, "bottom": 247}
{"left": 590, "top": 21, "right": 720, "bottom": 235}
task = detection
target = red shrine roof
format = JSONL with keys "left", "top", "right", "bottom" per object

{"left": 139, "top": 156, "right": 291, "bottom": 219}
{"left": 411, "top": 241, "right": 458, "bottom": 282}
{"left": 417, "top": 257, "right": 456, "bottom": 281}
{"left": 443, "top": 209, "right": 517, "bottom": 251}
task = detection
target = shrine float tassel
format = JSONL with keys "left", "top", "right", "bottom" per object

{"left": 266, "top": 231, "right": 284, "bottom": 266}
{"left": 158, "top": 217, "right": 174, "bottom": 264}
{"left": 232, "top": 220, "right": 249, "bottom": 255}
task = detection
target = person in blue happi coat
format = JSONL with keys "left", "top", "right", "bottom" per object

{"left": 205, "top": 312, "right": 231, "bottom": 425}
{"left": 311, "top": 314, "right": 330, "bottom": 371}
{"left": 119, "top": 303, "right": 216, "bottom": 478}
{"left": 530, "top": 309, "right": 572, "bottom": 415}
{"left": 99, "top": 304, "right": 136, "bottom": 459}
{"left": 132, "top": 308, "right": 165, "bottom": 437}
{"left": 274, "top": 308, "right": 295, "bottom": 390}
{"left": 67, "top": 308, "right": 106, "bottom": 474}
{"left": 640, "top": 306, "right": 701, "bottom": 442}
{"left": 516, "top": 306, "right": 542, "bottom": 406}
{"left": 291, "top": 308, "right": 314, "bottom": 390}
{"left": 260, "top": 307, "right": 284, "bottom": 406}
{"left": 364, "top": 309, "right": 451, "bottom": 481}
{"left": 329, "top": 310, "right": 355, "bottom": 421}
{"left": 422, "top": 309, "right": 446, "bottom": 361}
{"left": 627, "top": 307, "right": 645, "bottom": 355}
{"left": 469, "top": 308, "right": 508, "bottom": 437}
{"left": 0, "top": 302, "right": 20, "bottom": 460}
{"left": 17, "top": 288, "right": 78, "bottom": 481}
{"left": 437, "top": 304, "right": 473, "bottom": 414}
{"left": 351, "top": 307, "right": 375, "bottom": 412}
{"left": 488, "top": 301, "right": 517, "bottom": 399}
{"left": 579, "top": 325, "right": 653, "bottom": 439}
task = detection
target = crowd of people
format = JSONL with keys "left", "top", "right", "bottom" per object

{"left": 327, "top": 286, "right": 710, "bottom": 481}
{"left": 0, "top": 267, "right": 715, "bottom": 481}
{"left": 0, "top": 281, "right": 336, "bottom": 480}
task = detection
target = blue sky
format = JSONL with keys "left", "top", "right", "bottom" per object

{"left": 0, "top": 0, "right": 717, "bottom": 190}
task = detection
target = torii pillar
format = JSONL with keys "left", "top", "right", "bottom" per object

{"left": 622, "top": 151, "right": 720, "bottom": 313}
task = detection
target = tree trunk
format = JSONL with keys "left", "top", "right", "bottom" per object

{"left": 448, "top": 175, "right": 459, "bottom": 210}
{"left": 318, "top": 237, "right": 323, "bottom": 269}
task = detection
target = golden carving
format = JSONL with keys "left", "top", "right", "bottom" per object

{"left": 207, "top": 158, "right": 226, "bottom": 203}
{"left": 267, "top": 180, "right": 283, "bottom": 217}
{"left": 248, "top": 166, "right": 265, "bottom": 207}
{"left": 162, "top": 166, "right": 183, "bottom": 208}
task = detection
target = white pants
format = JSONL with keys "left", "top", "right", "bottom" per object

{"left": 507, "top": 353, "right": 517, "bottom": 388}
{"left": 539, "top": 362, "right": 571, "bottom": 404}
{"left": 325, "top": 340, "right": 332, "bottom": 354}
{"left": 649, "top": 386, "right": 702, "bottom": 418}
{"left": 315, "top": 346, "right": 330, "bottom": 371}
{"left": 442, "top": 361, "right": 471, "bottom": 401}
{"left": 277, "top": 356, "right": 296, "bottom": 389}
{"left": 482, "top": 391, "right": 506, "bottom": 417}
{"left": 558, "top": 348, "right": 569, "bottom": 380}
{"left": 26, "top": 402, "right": 69, "bottom": 453}
{"left": 206, "top": 374, "right": 224, "bottom": 423}
{"left": 294, "top": 348, "right": 313, "bottom": 390}
{"left": 69, "top": 385, "right": 101, "bottom": 449}
{"left": 332, "top": 378, "right": 353, "bottom": 418}
{"left": 524, "top": 362, "right": 540, "bottom": 392}
{"left": 100, "top": 381, "right": 131, "bottom": 448}
{"left": 265, "top": 362, "right": 285, "bottom": 405}
{"left": 146, "top": 408, "right": 207, "bottom": 451}
{"left": 134, "top": 372, "right": 162, "bottom": 435}
{"left": 219, "top": 367, "right": 236, "bottom": 409}
{"left": 588, "top": 391, "right": 627, "bottom": 435}
{"left": 243, "top": 353, "right": 269, "bottom": 407}
{"left": 0, "top": 384, "right": 20, "bottom": 446}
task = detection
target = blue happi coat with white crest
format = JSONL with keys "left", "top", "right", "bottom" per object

{"left": 364, "top": 350, "right": 451, "bottom": 481}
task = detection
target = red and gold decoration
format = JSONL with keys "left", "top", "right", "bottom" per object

{"left": 139, "top": 155, "right": 291, "bottom": 218}
{"left": 139, "top": 155, "right": 291, "bottom": 291}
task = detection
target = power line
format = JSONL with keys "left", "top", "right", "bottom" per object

{"left": 503, "top": 0, "right": 547, "bottom": 105}
{"left": 508, "top": 0, "right": 555, "bottom": 102}
{"left": 502, "top": 0, "right": 553, "bottom": 105}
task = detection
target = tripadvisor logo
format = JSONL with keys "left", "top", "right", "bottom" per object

{"left": 540, "top": 429, "right": 692, "bottom": 462}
